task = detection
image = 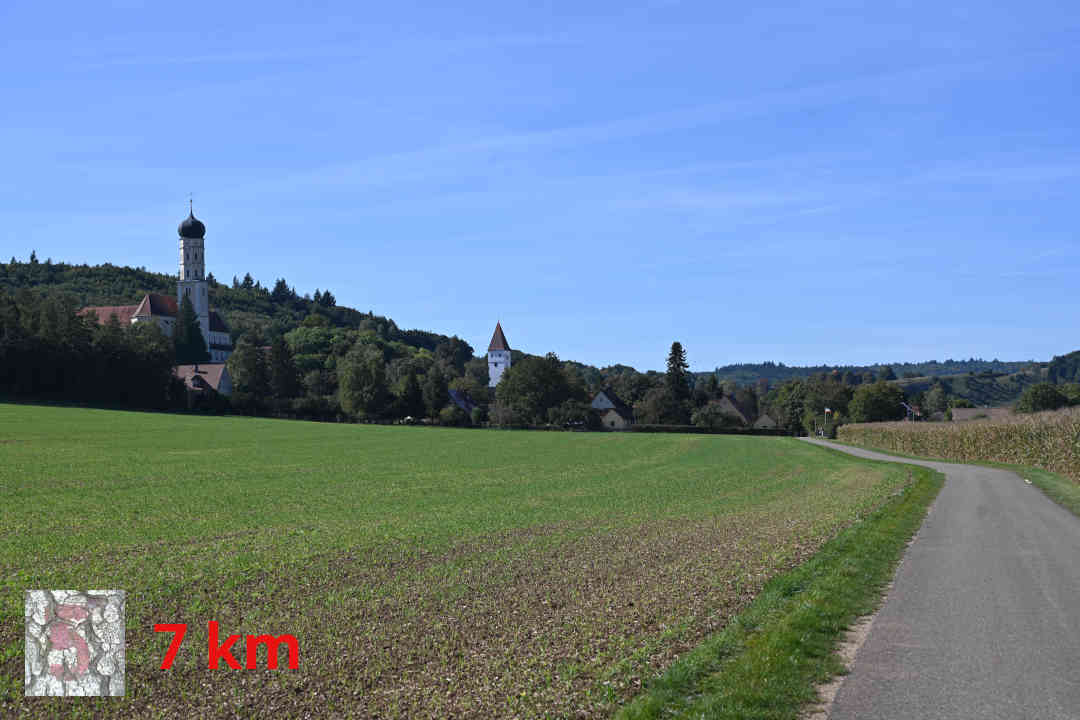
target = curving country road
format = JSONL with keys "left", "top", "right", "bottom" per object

{"left": 801, "top": 439, "right": 1080, "bottom": 720}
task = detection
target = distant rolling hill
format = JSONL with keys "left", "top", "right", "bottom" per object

{"left": 894, "top": 368, "right": 1047, "bottom": 408}
{"left": 706, "top": 359, "right": 1039, "bottom": 387}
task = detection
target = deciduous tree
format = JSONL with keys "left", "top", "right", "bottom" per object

{"left": 338, "top": 344, "right": 388, "bottom": 419}
{"left": 849, "top": 381, "right": 906, "bottom": 422}
{"left": 422, "top": 365, "right": 449, "bottom": 419}
{"left": 1015, "top": 383, "right": 1069, "bottom": 413}
{"left": 228, "top": 337, "right": 270, "bottom": 400}
{"left": 268, "top": 336, "right": 301, "bottom": 399}
{"left": 398, "top": 369, "right": 425, "bottom": 418}
{"left": 495, "top": 353, "right": 582, "bottom": 424}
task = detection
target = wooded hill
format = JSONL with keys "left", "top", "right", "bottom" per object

{"left": 893, "top": 368, "right": 1046, "bottom": 408}
{"left": 705, "top": 358, "right": 1039, "bottom": 387}
{"left": 0, "top": 257, "right": 463, "bottom": 355}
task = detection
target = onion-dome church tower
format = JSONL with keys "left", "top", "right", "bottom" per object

{"left": 177, "top": 202, "right": 211, "bottom": 349}
{"left": 488, "top": 322, "right": 511, "bottom": 387}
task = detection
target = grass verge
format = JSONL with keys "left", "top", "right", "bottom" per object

{"left": 616, "top": 462, "right": 942, "bottom": 720}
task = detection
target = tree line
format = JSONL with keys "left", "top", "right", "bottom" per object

{"left": 5, "top": 256, "right": 1077, "bottom": 430}
{"left": 707, "top": 358, "right": 1039, "bottom": 387}
{"left": 0, "top": 289, "right": 180, "bottom": 408}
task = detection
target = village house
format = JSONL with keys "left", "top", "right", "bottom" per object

{"left": 753, "top": 412, "right": 778, "bottom": 429}
{"left": 713, "top": 395, "right": 750, "bottom": 426}
{"left": 448, "top": 389, "right": 478, "bottom": 415}
{"left": 174, "top": 363, "right": 233, "bottom": 407}
{"left": 591, "top": 388, "right": 634, "bottom": 429}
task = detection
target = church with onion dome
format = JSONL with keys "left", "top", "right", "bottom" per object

{"left": 80, "top": 205, "right": 234, "bottom": 363}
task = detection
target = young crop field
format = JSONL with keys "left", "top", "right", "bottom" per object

{"left": 2, "top": 404, "right": 917, "bottom": 718}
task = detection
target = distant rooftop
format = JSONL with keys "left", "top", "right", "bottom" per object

{"left": 488, "top": 322, "right": 510, "bottom": 352}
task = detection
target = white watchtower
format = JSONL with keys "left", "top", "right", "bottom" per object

{"left": 487, "top": 322, "right": 511, "bottom": 387}
{"left": 177, "top": 202, "right": 211, "bottom": 348}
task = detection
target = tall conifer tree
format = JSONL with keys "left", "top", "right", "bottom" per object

{"left": 665, "top": 341, "right": 691, "bottom": 402}
{"left": 174, "top": 295, "right": 209, "bottom": 364}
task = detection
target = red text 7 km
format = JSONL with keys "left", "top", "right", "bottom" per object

{"left": 154, "top": 622, "right": 299, "bottom": 669}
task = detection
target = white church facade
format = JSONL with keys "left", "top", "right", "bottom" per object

{"left": 80, "top": 206, "right": 233, "bottom": 362}
{"left": 488, "top": 321, "right": 511, "bottom": 387}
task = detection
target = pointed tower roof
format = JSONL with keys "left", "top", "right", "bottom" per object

{"left": 488, "top": 322, "right": 510, "bottom": 352}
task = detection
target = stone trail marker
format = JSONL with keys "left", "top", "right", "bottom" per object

{"left": 25, "top": 589, "right": 125, "bottom": 697}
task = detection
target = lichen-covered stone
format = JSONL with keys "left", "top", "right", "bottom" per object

{"left": 24, "top": 589, "right": 125, "bottom": 697}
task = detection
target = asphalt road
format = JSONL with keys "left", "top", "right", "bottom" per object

{"left": 802, "top": 439, "right": 1080, "bottom": 720}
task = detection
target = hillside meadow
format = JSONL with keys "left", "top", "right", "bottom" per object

{"left": 1, "top": 404, "right": 918, "bottom": 718}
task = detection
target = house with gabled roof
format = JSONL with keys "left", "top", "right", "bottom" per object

{"left": 753, "top": 412, "right": 778, "bottom": 429}
{"left": 591, "top": 388, "right": 634, "bottom": 430}
{"left": 448, "top": 388, "right": 478, "bottom": 414}
{"left": 713, "top": 395, "right": 749, "bottom": 426}
{"left": 174, "top": 363, "right": 232, "bottom": 396}
{"left": 173, "top": 362, "right": 232, "bottom": 409}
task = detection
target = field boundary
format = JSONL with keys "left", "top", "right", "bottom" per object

{"left": 830, "top": 438, "right": 1080, "bottom": 520}
{"left": 615, "top": 457, "right": 942, "bottom": 720}
{"left": 837, "top": 408, "right": 1080, "bottom": 483}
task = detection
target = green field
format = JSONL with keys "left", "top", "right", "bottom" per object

{"left": 1, "top": 405, "right": 920, "bottom": 718}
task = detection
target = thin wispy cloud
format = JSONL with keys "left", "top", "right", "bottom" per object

{"left": 916, "top": 162, "right": 1080, "bottom": 185}
{"left": 239, "top": 56, "right": 1009, "bottom": 200}
{"left": 73, "top": 31, "right": 578, "bottom": 70}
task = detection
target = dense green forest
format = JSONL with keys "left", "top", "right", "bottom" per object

{"left": 0, "top": 288, "right": 181, "bottom": 409}
{"left": 0, "top": 257, "right": 458, "bottom": 353}
{"left": 1048, "top": 350, "right": 1080, "bottom": 384}
{"left": 704, "top": 358, "right": 1038, "bottom": 387}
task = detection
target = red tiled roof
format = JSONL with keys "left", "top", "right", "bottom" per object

{"left": 81, "top": 293, "right": 231, "bottom": 340}
{"left": 134, "top": 293, "right": 178, "bottom": 318}
{"left": 78, "top": 305, "right": 138, "bottom": 326}
{"left": 488, "top": 322, "right": 510, "bottom": 352}
{"left": 174, "top": 363, "right": 229, "bottom": 392}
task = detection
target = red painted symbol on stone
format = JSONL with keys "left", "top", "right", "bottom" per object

{"left": 46, "top": 604, "right": 91, "bottom": 680}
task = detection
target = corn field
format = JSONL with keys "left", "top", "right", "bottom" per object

{"left": 837, "top": 407, "right": 1080, "bottom": 483}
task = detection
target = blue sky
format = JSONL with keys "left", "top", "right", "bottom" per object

{"left": 2, "top": 1, "right": 1078, "bottom": 371}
